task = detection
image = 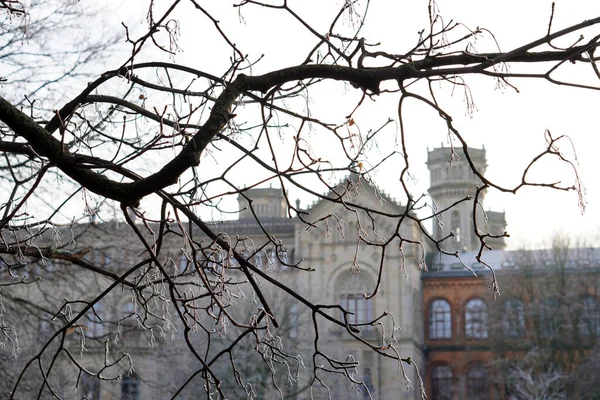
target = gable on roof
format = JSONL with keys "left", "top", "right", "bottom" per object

{"left": 301, "top": 173, "right": 406, "bottom": 219}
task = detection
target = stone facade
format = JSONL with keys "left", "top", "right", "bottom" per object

{"left": 1, "top": 145, "right": 513, "bottom": 399}
{"left": 291, "top": 178, "right": 426, "bottom": 400}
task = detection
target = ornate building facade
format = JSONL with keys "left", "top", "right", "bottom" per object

{"left": 2, "top": 145, "right": 518, "bottom": 399}
{"left": 237, "top": 178, "right": 426, "bottom": 399}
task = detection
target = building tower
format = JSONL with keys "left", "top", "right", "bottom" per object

{"left": 238, "top": 185, "right": 288, "bottom": 220}
{"left": 427, "top": 145, "right": 506, "bottom": 252}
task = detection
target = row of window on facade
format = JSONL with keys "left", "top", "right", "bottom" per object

{"left": 26, "top": 251, "right": 126, "bottom": 276}
{"left": 29, "top": 246, "right": 294, "bottom": 276}
{"left": 178, "top": 247, "right": 293, "bottom": 274}
{"left": 318, "top": 219, "right": 393, "bottom": 243}
{"left": 38, "top": 298, "right": 304, "bottom": 343}
{"left": 81, "top": 371, "right": 139, "bottom": 400}
{"left": 252, "top": 202, "right": 281, "bottom": 217}
{"left": 429, "top": 298, "right": 488, "bottom": 339}
{"left": 39, "top": 300, "right": 137, "bottom": 341}
{"left": 430, "top": 363, "right": 488, "bottom": 400}
{"left": 429, "top": 296, "right": 600, "bottom": 340}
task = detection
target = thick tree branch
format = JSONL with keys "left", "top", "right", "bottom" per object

{"left": 0, "top": 26, "right": 599, "bottom": 207}
{"left": 0, "top": 76, "right": 245, "bottom": 206}
{"left": 0, "top": 140, "right": 36, "bottom": 157}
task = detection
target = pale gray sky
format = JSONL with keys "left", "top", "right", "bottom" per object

{"left": 113, "top": 1, "right": 600, "bottom": 248}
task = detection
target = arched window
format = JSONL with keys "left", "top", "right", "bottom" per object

{"left": 208, "top": 250, "right": 224, "bottom": 274}
{"left": 540, "top": 297, "right": 561, "bottom": 338}
{"left": 579, "top": 296, "right": 600, "bottom": 337}
{"left": 268, "top": 249, "right": 280, "bottom": 269}
{"left": 465, "top": 298, "right": 488, "bottom": 339}
{"left": 268, "top": 247, "right": 290, "bottom": 270}
{"left": 336, "top": 270, "right": 375, "bottom": 329}
{"left": 431, "top": 365, "right": 453, "bottom": 400}
{"left": 429, "top": 299, "right": 452, "bottom": 339}
{"left": 253, "top": 250, "right": 264, "bottom": 269}
{"left": 81, "top": 374, "right": 100, "bottom": 399}
{"left": 502, "top": 299, "right": 525, "bottom": 338}
{"left": 466, "top": 364, "right": 489, "bottom": 400}
{"left": 121, "top": 372, "right": 140, "bottom": 400}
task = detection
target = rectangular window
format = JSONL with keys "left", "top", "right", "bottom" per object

{"left": 340, "top": 294, "right": 373, "bottom": 326}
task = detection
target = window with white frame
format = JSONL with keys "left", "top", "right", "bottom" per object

{"left": 465, "top": 298, "right": 488, "bottom": 339}
{"left": 429, "top": 299, "right": 452, "bottom": 339}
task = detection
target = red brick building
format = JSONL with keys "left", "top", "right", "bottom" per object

{"left": 422, "top": 249, "right": 600, "bottom": 400}
{"left": 422, "top": 257, "right": 496, "bottom": 400}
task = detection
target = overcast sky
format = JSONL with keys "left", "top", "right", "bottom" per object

{"left": 112, "top": 1, "right": 600, "bottom": 249}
